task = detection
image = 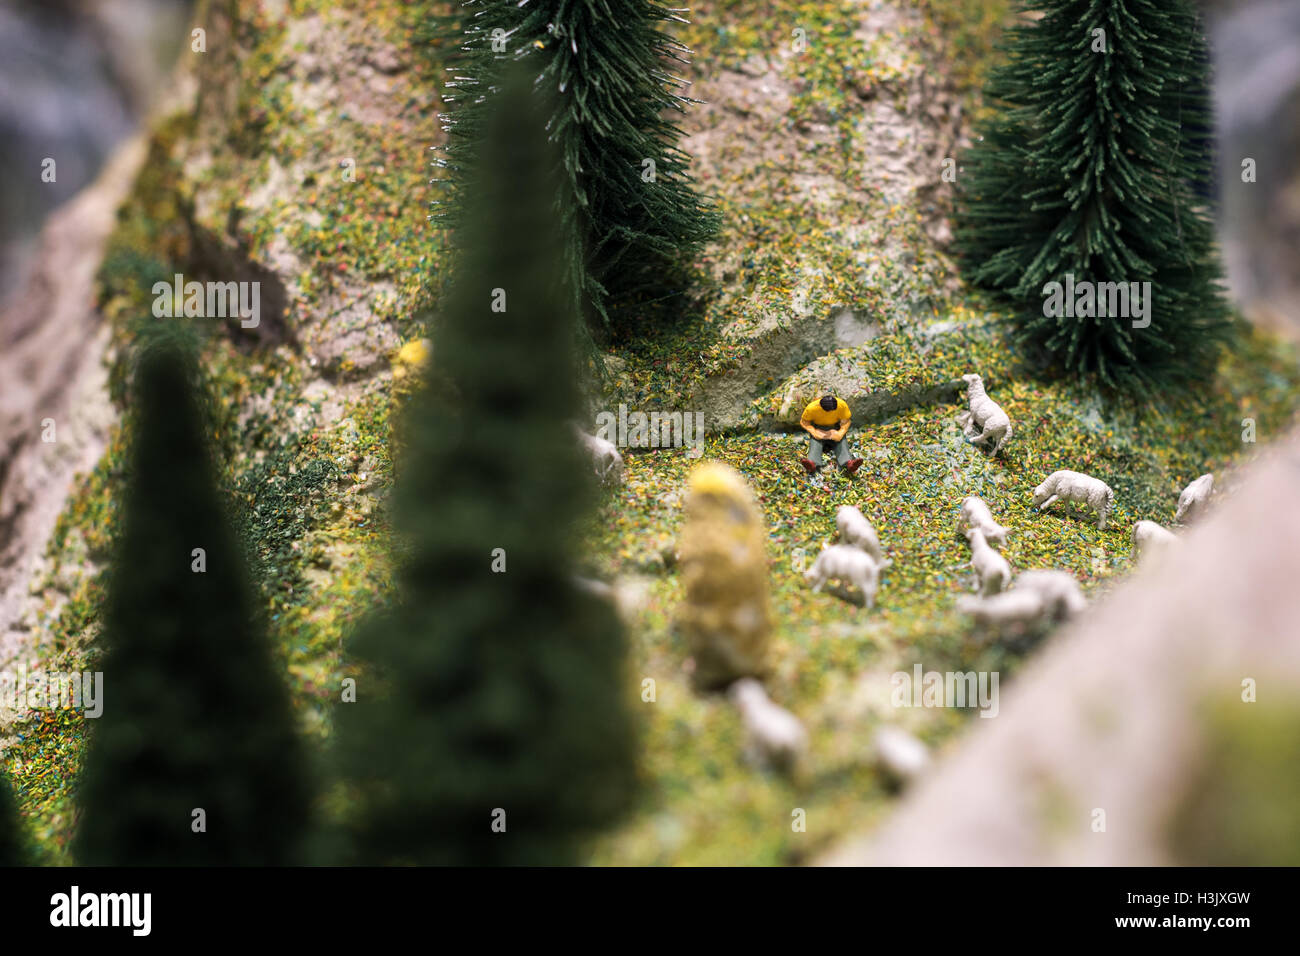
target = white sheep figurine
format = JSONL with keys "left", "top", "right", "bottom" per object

{"left": 956, "top": 589, "right": 1051, "bottom": 636}
{"left": 836, "top": 504, "right": 885, "bottom": 562}
{"left": 1174, "top": 473, "right": 1214, "bottom": 524}
{"left": 965, "top": 528, "right": 1012, "bottom": 596}
{"left": 1032, "top": 470, "right": 1115, "bottom": 529}
{"left": 804, "top": 543, "right": 889, "bottom": 609}
{"left": 571, "top": 422, "right": 624, "bottom": 486}
{"left": 729, "top": 678, "right": 809, "bottom": 776}
{"left": 1013, "top": 569, "right": 1086, "bottom": 619}
{"left": 957, "top": 373, "right": 1013, "bottom": 456}
{"left": 873, "top": 726, "right": 931, "bottom": 786}
{"left": 1131, "top": 520, "right": 1178, "bottom": 562}
{"left": 955, "top": 495, "right": 1009, "bottom": 547}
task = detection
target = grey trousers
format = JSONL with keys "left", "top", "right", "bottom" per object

{"left": 808, "top": 436, "right": 853, "bottom": 466}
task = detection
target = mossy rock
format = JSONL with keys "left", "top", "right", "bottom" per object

{"left": 1165, "top": 695, "right": 1300, "bottom": 866}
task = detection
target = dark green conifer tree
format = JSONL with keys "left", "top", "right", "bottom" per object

{"left": 955, "top": 0, "right": 1231, "bottom": 388}
{"left": 0, "top": 772, "right": 24, "bottom": 865}
{"left": 74, "top": 336, "right": 309, "bottom": 865}
{"left": 334, "top": 70, "right": 638, "bottom": 866}
{"left": 437, "top": 0, "right": 718, "bottom": 346}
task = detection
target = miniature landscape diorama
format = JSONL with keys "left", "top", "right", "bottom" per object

{"left": 1, "top": 0, "right": 1299, "bottom": 867}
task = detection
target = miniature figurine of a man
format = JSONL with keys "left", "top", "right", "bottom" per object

{"left": 799, "top": 393, "right": 863, "bottom": 475}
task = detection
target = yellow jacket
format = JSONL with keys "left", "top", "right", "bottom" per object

{"left": 800, "top": 398, "right": 851, "bottom": 434}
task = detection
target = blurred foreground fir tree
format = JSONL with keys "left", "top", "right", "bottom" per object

{"left": 333, "top": 70, "right": 638, "bottom": 865}
{"left": 0, "top": 772, "right": 24, "bottom": 865}
{"left": 437, "top": 0, "right": 718, "bottom": 350}
{"left": 75, "top": 335, "right": 309, "bottom": 865}
{"left": 955, "top": 0, "right": 1231, "bottom": 389}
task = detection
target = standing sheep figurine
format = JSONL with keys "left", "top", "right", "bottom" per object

{"left": 1174, "top": 473, "right": 1214, "bottom": 524}
{"left": 955, "top": 495, "right": 1009, "bottom": 547}
{"left": 836, "top": 505, "right": 885, "bottom": 562}
{"left": 964, "top": 528, "right": 1012, "bottom": 596}
{"left": 1032, "top": 470, "right": 1115, "bottom": 529}
{"left": 804, "top": 543, "right": 889, "bottom": 609}
{"left": 957, "top": 373, "right": 1013, "bottom": 456}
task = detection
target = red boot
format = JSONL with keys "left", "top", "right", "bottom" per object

{"left": 800, "top": 458, "right": 818, "bottom": 474}
{"left": 844, "top": 458, "right": 864, "bottom": 475}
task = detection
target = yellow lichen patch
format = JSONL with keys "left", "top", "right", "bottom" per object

{"left": 677, "top": 461, "right": 774, "bottom": 690}
{"left": 392, "top": 338, "right": 432, "bottom": 380}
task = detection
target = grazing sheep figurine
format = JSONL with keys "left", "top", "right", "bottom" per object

{"left": 873, "top": 726, "right": 931, "bottom": 786}
{"left": 836, "top": 504, "right": 885, "bottom": 562}
{"left": 1132, "top": 520, "right": 1178, "bottom": 562}
{"left": 956, "top": 495, "right": 1009, "bottom": 547}
{"left": 965, "top": 528, "right": 1012, "bottom": 596}
{"left": 729, "top": 678, "right": 809, "bottom": 776}
{"left": 1013, "top": 569, "right": 1087, "bottom": 619}
{"left": 1174, "top": 473, "right": 1214, "bottom": 524}
{"left": 804, "top": 543, "right": 888, "bottom": 609}
{"left": 957, "top": 373, "right": 1013, "bottom": 456}
{"left": 956, "top": 589, "right": 1052, "bottom": 636}
{"left": 1032, "top": 470, "right": 1115, "bottom": 529}
{"left": 571, "top": 422, "right": 624, "bottom": 486}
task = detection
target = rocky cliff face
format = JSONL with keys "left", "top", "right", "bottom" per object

{"left": 0, "top": 139, "right": 141, "bottom": 729}
{"left": 1209, "top": 0, "right": 1300, "bottom": 337}
{"left": 0, "top": 0, "right": 191, "bottom": 303}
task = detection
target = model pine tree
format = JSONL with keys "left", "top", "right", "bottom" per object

{"left": 0, "top": 772, "right": 24, "bottom": 865}
{"left": 333, "top": 71, "right": 638, "bottom": 866}
{"left": 74, "top": 338, "right": 309, "bottom": 865}
{"left": 955, "top": 0, "right": 1231, "bottom": 388}
{"left": 437, "top": 0, "right": 718, "bottom": 345}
